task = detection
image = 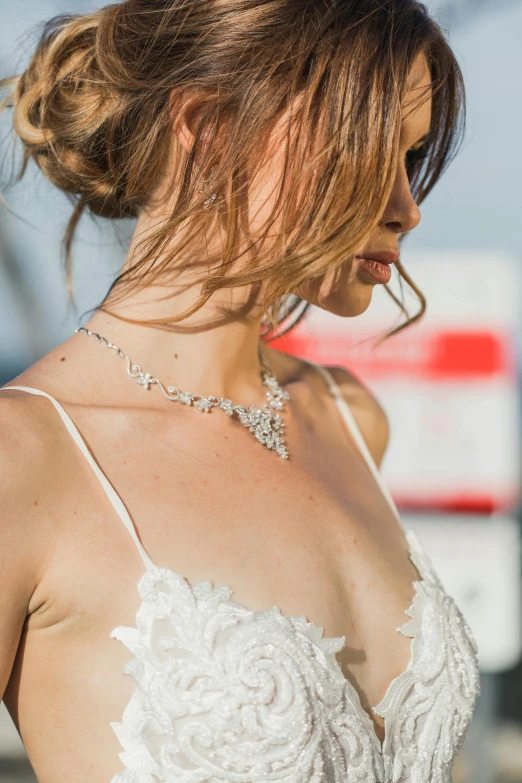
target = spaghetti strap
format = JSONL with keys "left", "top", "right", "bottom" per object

{"left": 311, "top": 365, "right": 406, "bottom": 533}
{"left": 0, "top": 386, "right": 155, "bottom": 570}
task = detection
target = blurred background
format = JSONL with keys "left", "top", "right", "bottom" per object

{"left": 1, "top": 1, "right": 522, "bottom": 781}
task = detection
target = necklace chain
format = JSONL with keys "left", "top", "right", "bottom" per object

{"left": 74, "top": 327, "right": 291, "bottom": 459}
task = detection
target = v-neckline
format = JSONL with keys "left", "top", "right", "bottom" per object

{"left": 127, "top": 525, "right": 430, "bottom": 759}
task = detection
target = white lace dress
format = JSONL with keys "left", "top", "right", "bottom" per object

{"left": 3, "top": 372, "right": 481, "bottom": 783}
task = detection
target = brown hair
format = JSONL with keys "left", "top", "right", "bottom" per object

{"left": 1, "top": 0, "right": 465, "bottom": 341}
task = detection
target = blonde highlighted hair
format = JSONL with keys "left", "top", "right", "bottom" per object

{"left": 1, "top": 0, "right": 465, "bottom": 340}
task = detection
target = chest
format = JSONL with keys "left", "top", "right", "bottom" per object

{"left": 40, "top": 401, "right": 422, "bottom": 661}
{"left": 10, "top": 401, "right": 481, "bottom": 783}
{"left": 20, "top": 401, "right": 417, "bottom": 708}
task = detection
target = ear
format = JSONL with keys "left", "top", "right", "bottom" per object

{"left": 169, "top": 89, "right": 214, "bottom": 160}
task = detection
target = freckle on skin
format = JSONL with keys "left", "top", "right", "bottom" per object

{"left": 60, "top": 357, "right": 66, "bottom": 362}
{"left": 174, "top": 353, "right": 178, "bottom": 359}
{"left": 33, "top": 500, "right": 38, "bottom": 506}
{"left": 309, "top": 495, "right": 314, "bottom": 501}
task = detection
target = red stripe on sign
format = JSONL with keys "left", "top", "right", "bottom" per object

{"left": 269, "top": 329, "right": 516, "bottom": 379}
{"left": 434, "top": 332, "right": 506, "bottom": 377}
{"left": 392, "top": 490, "right": 520, "bottom": 514}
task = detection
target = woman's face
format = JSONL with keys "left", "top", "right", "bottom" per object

{"left": 300, "top": 51, "right": 432, "bottom": 316}
{"left": 170, "top": 50, "right": 432, "bottom": 321}
{"left": 248, "top": 50, "right": 432, "bottom": 319}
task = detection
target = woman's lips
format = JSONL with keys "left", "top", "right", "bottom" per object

{"left": 357, "top": 250, "right": 400, "bottom": 265}
{"left": 354, "top": 256, "right": 393, "bottom": 284}
{"left": 353, "top": 249, "right": 398, "bottom": 284}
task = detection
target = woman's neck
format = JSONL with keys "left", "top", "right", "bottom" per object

{"left": 82, "top": 262, "right": 273, "bottom": 408}
{"left": 78, "top": 199, "right": 285, "bottom": 406}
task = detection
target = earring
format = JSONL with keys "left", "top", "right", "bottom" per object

{"left": 199, "top": 165, "right": 218, "bottom": 209}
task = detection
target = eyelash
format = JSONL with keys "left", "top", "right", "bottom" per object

{"left": 406, "top": 146, "right": 429, "bottom": 165}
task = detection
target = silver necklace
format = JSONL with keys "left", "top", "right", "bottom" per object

{"left": 75, "top": 327, "right": 291, "bottom": 459}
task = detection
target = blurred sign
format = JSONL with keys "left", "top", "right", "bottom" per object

{"left": 404, "top": 513, "right": 522, "bottom": 673}
{"left": 273, "top": 251, "right": 522, "bottom": 513}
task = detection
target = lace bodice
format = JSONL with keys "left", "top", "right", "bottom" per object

{"left": 2, "top": 368, "right": 480, "bottom": 783}
{"left": 107, "top": 526, "right": 479, "bottom": 783}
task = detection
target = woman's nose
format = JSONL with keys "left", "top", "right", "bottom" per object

{"left": 381, "top": 165, "right": 421, "bottom": 235}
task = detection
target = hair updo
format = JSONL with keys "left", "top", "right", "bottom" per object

{"left": 1, "top": 0, "right": 465, "bottom": 339}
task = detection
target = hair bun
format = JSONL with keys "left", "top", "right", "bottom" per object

{"left": 12, "top": 9, "right": 130, "bottom": 219}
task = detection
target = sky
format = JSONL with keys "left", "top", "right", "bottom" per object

{"left": 0, "top": 0, "right": 521, "bottom": 377}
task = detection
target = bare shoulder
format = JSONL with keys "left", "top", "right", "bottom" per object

{"left": 0, "top": 384, "right": 48, "bottom": 482}
{"left": 324, "top": 365, "right": 390, "bottom": 469}
{"left": 264, "top": 347, "right": 390, "bottom": 469}
{"left": 0, "top": 371, "right": 71, "bottom": 495}
{"left": 0, "top": 383, "right": 62, "bottom": 591}
{"left": 0, "top": 383, "right": 61, "bottom": 697}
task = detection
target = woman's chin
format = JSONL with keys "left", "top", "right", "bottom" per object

{"left": 310, "top": 289, "right": 374, "bottom": 319}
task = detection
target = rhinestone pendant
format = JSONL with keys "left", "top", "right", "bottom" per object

{"left": 235, "top": 372, "right": 290, "bottom": 459}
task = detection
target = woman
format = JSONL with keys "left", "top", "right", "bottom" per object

{"left": 0, "top": 1, "right": 480, "bottom": 781}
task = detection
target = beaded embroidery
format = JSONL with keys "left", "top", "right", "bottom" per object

{"left": 109, "top": 528, "right": 480, "bottom": 783}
